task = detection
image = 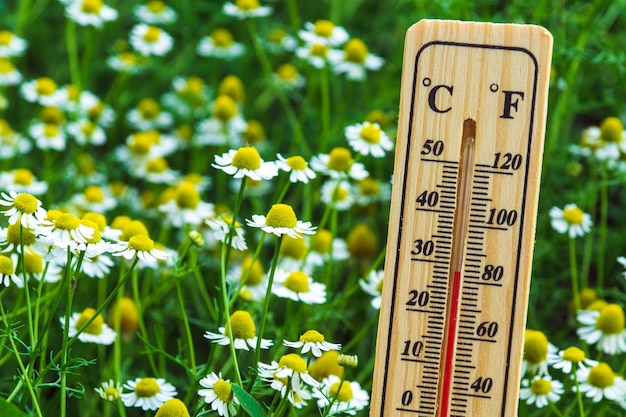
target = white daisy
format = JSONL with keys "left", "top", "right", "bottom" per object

{"left": 222, "top": 0, "right": 272, "bottom": 19}
{"left": 161, "top": 76, "right": 212, "bottom": 119}
{"left": 37, "top": 212, "right": 95, "bottom": 250}
{"left": 225, "top": 257, "right": 268, "bottom": 302}
{"left": 359, "top": 269, "right": 384, "bottom": 309}
{"left": 295, "top": 42, "right": 331, "bottom": 69}
{"left": 65, "top": 0, "right": 118, "bottom": 28}
{"left": 0, "top": 254, "right": 22, "bottom": 287}
{"left": 60, "top": 307, "right": 116, "bottom": 345}
{"left": 305, "top": 229, "right": 350, "bottom": 269}
{"left": 205, "top": 214, "right": 247, "bottom": 251}
{"left": 549, "top": 204, "right": 592, "bottom": 238}
{"left": 275, "top": 153, "right": 316, "bottom": 183}
{"left": 0, "top": 191, "right": 46, "bottom": 228}
{"left": 320, "top": 179, "right": 355, "bottom": 211}
{"left": 158, "top": 181, "right": 214, "bottom": 228}
{"left": 328, "top": 38, "right": 384, "bottom": 81}
{"left": 212, "top": 146, "right": 278, "bottom": 181}
{"left": 345, "top": 122, "right": 393, "bottom": 157}
{"left": 272, "top": 268, "right": 326, "bottom": 304}
{"left": 129, "top": 24, "right": 174, "bottom": 56}
{"left": 577, "top": 304, "right": 626, "bottom": 354}
{"left": 107, "top": 51, "right": 146, "bottom": 74}
{"left": 20, "top": 77, "right": 60, "bottom": 106}
{"left": 0, "top": 30, "right": 28, "bottom": 57}
{"left": 313, "top": 375, "right": 370, "bottom": 416}
{"left": 264, "top": 28, "right": 297, "bottom": 54}
{"left": 299, "top": 20, "right": 349, "bottom": 47}
{"left": 112, "top": 235, "right": 168, "bottom": 263}
{"left": 133, "top": 1, "right": 177, "bottom": 24}
{"left": 66, "top": 119, "right": 107, "bottom": 146}
{"left": 198, "top": 372, "right": 239, "bottom": 417}
{"left": 0, "top": 169, "right": 48, "bottom": 196}
{"left": 521, "top": 329, "right": 558, "bottom": 378}
{"left": 204, "top": 310, "right": 273, "bottom": 351}
{"left": 196, "top": 95, "right": 247, "bottom": 146}
{"left": 354, "top": 177, "right": 392, "bottom": 207}
{"left": 121, "top": 377, "right": 177, "bottom": 411}
{"left": 258, "top": 353, "right": 319, "bottom": 406}
{"left": 246, "top": 204, "right": 315, "bottom": 239}
{"left": 310, "top": 147, "right": 369, "bottom": 180}
{"left": 283, "top": 330, "right": 341, "bottom": 357}
{"left": 197, "top": 29, "right": 245, "bottom": 60}
{"left": 519, "top": 375, "right": 564, "bottom": 408}
{"left": 133, "top": 157, "right": 180, "bottom": 184}
{"left": 576, "top": 362, "right": 626, "bottom": 403}
{"left": 126, "top": 98, "right": 173, "bottom": 131}
{"left": 0, "top": 119, "right": 31, "bottom": 159}
{"left": 272, "top": 63, "right": 306, "bottom": 89}
{"left": 67, "top": 185, "right": 117, "bottom": 214}
{"left": 29, "top": 122, "right": 67, "bottom": 152}
{"left": 550, "top": 346, "right": 598, "bottom": 374}
{"left": 94, "top": 379, "right": 123, "bottom": 402}
{"left": 0, "top": 58, "right": 22, "bottom": 86}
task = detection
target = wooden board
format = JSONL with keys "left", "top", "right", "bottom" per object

{"left": 370, "top": 19, "right": 553, "bottom": 417}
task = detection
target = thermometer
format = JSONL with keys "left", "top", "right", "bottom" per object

{"left": 370, "top": 19, "right": 553, "bottom": 417}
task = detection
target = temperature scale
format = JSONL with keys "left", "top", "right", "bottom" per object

{"left": 370, "top": 20, "right": 553, "bottom": 416}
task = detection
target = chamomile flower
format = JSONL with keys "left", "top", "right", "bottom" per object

{"left": 60, "top": 307, "right": 117, "bottom": 345}
{"left": 0, "top": 58, "right": 22, "bottom": 86}
{"left": 258, "top": 353, "right": 319, "bottom": 405}
{"left": 68, "top": 185, "right": 117, "bottom": 214}
{"left": 15, "top": 250, "right": 62, "bottom": 284}
{"left": 107, "top": 296, "right": 140, "bottom": 337}
{"left": 213, "top": 146, "right": 278, "bottom": 181}
{"left": 264, "top": 27, "right": 297, "bottom": 54}
{"left": 112, "top": 234, "right": 168, "bottom": 263}
{"left": 305, "top": 229, "right": 350, "bottom": 268}
{"left": 272, "top": 268, "right": 326, "bottom": 304}
{"left": 162, "top": 76, "right": 212, "bottom": 119}
{"left": 205, "top": 214, "right": 247, "bottom": 251}
{"left": 122, "top": 377, "right": 178, "bottom": 411}
{"left": 519, "top": 375, "right": 564, "bottom": 408}
{"left": 20, "top": 77, "right": 60, "bottom": 106}
{"left": 320, "top": 179, "right": 355, "bottom": 211}
{"left": 133, "top": 1, "right": 177, "bottom": 24}
{"left": 107, "top": 51, "right": 146, "bottom": 74}
{"left": 196, "top": 95, "right": 247, "bottom": 146}
{"left": 0, "top": 119, "right": 31, "bottom": 159}
{"left": 275, "top": 153, "right": 316, "bottom": 183}
{"left": 346, "top": 223, "right": 378, "bottom": 260}
{"left": 283, "top": 330, "right": 342, "bottom": 357}
{"left": 158, "top": 181, "right": 214, "bottom": 228}
{"left": 577, "top": 304, "right": 626, "bottom": 354}
{"left": 29, "top": 122, "right": 67, "bottom": 151}
{"left": 0, "top": 169, "right": 48, "bottom": 195}
{"left": 309, "top": 351, "right": 344, "bottom": 381}
{"left": 550, "top": 346, "right": 598, "bottom": 374}
{"left": 226, "top": 257, "right": 267, "bottom": 302}
{"left": 197, "top": 28, "right": 245, "bottom": 60}
{"left": 345, "top": 122, "right": 393, "bottom": 157}
{"left": 129, "top": 24, "right": 174, "bottom": 56}
{"left": 328, "top": 38, "right": 385, "bottom": 81}
{"left": 576, "top": 362, "right": 626, "bottom": 402}
{"left": 313, "top": 375, "right": 370, "bottom": 416}
{"left": 272, "top": 63, "right": 306, "bottom": 89}
{"left": 0, "top": 255, "right": 21, "bottom": 287}
{"left": 246, "top": 204, "right": 315, "bottom": 239}
{"left": 0, "top": 191, "right": 46, "bottom": 228}
{"left": 311, "top": 147, "right": 369, "bottom": 180}
{"left": 299, "top": 20, "right": 349, "bottom": 47}
{"left": 127, "top": 98, "right": 173, "bottom": 130}
{"left": 37, "top": 211, "right": 95, "bottom": 250}
{"left": 354, "top": 177, "right": 391, "bottom": 206}
{"left": 359, "top": 269, "right": 384, "bottom": 309}
{"left": 296, "top": 42, "right": 331, "bottom": 69}
{"left": 522, "top": 329, "right": 558, "bottom": 377}
{"left": 549, "top": 204, "right": 592, "bottom": 238}
{"left": 95, "top": 379, "right": 123, "bottom": 402}
{"left": 155, "top": 399, "right": 190, "bottom": 417}
{"left": 198, "top": 372, "right": 239, "bottom": 417}
{"left": 66, "top": 119, "right": 107, "bottom": 146}
{"left": 222, "top": 0, "right": 272, "bottom": 19}
{"left": 204, "top": 310, "right": 273, "bottom": 350}
{"left": 134, "top": 157, "right": 180, "bottom": 184}
{"left": 65, "top": 0, "right": 118, "bottom": 28}
{"left": 0, "top": 30, "right": 28, "bottom": 57}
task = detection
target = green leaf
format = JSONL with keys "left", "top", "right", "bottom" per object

{"left": 0, "top": 398, "right": 30, "bottom": 417}
{"left": 232, "top": 385, "right": 267, "bottom": 417}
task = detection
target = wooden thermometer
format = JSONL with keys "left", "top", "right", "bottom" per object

{"left": 370, "top": 20, "right": 553, "bottom": 417}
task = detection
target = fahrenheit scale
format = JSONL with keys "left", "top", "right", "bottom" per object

{"left": 370, "top": 20, "right": 553, "bottom": 417}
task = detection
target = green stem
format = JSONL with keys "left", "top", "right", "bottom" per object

{"left": 596, "top": 168, "right": 608, "bottom": 289}
{"left": 132, "top": 267, "right": 159, "bottom": 375}
{"left": 569, "top": 238, "right": 580, "bottom": 312}
{"left": 320, "top": 65, "right": 331, "bottom": 151}
{"left": 65, "top": 19, "right": 82, "bottom": 89}
{"left": 573, "top": 371, "right": 585, "bottom": 417}
{"left": 175, "top": 274, "right": 197, "bottom": 376}
{"left": 60, "top": 250, "right": 78, "bottom": 417}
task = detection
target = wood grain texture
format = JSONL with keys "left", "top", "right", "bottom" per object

{"left": 370, "top": 19, "right": 552, "bottom": 417}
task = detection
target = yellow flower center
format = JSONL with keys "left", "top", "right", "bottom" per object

{"left": 529, "top": 378, "right": 552, "bottom": 396}
{"left": 0, "top": 58, "right": 14, "bottom": 74}
{"left": 231, "top": 146, "right": 262, "bottom": 171}
{"left": 359, "top": 178, "right": 381, "bottom": 196}
{"left": 595, "top": 304, "right": 625, "bottom": 334}
{"left": 84, "top": 185, "right": 104, "bottom": 203}
{"left": 81, "top": 0, "right": 103, "bottom": 14}
{"left": 80, "top": 121, "right": 97, "bottom": 136}
{"left": 347, "top": 223, "right": 378, "bottom": 258}
{"left": 82, "top": 212, "right": 106, "bottom": 232}
{"left": 311, "top": 230, "right": 333, "bottom": 254}
{"left": 225, "top": 310, "right": 256, "bottom": 339}
{"left": 81, "top": 219, "right": 101, "bottom": 243}
{"left": 0, "top": 119, "right": 13, "bottom": 137}
{"left": 138, "top": 98, "right": 160, "bottom": 119}
{"left": 142, "top": 26, "right": 161, "bottom": 43}
{"left": 242, "top": 120, "right": 265, "bottom": 144}
{"left": 280, "top": 235, "right": 307, "bottom": 259}
{"left": 587, "top": 363, "right": 615, "bottom": 388}
{"left": 0, "top": 31, "right": 13, "bottom": 46}
{"left": 177, "top": 124, "right": 193, "bottom": 141}
{"left": 276, "top": 63, "right": 299, "bottom": 81}
{"left": 154, "top": 399, "right": 190, "bottom": 417}
{"left": 45, "top": 209, "right": 63, "bottom": 222}
{"left": 129, "top": 131, "right": 158, "bottom": 155}
{"left": 102, "top": 387, "right": 121, "bottom": 402}
{"left": 600, "top": 116, "right": 623, "bottom": 143}
{"left": 55, "top": 213, "right": 80, "bottom": 230}
{"left": 35, "top": 77, "right": 57, "bottom": 96}
{"left": 267, "top": 28, "right": 287, "bottom": 43}
{"left": 278, "top": 353, "right": 307, "bottom": 373}
{"left": 75, "top": 307, "right": 104, "bottom": 335}
{"left": 284, "top": 271, "right": 310, "bottom": 293}
{"left": 240, "top": 257, "right": 264, "bottom": 285}
{"left": 314, "top": 20, "right": 335, "bottom": 37}
{"left": 562, "top": 206, "right": 584, "bottom": 225}
{"left": 22, "top": 251, "right": 43, "bottom": 274}
{"left": 366, "top": 109, "right": 389, "bottom": 127}
{"left": 309, "top": 351, "right": 344, "bottom": 380}
{"left": 0, "top": 255, "right": 15, "bottom": 275}
{"left": 376, "top": 277, "right": 384, "bottom": 293}
{"left": 218, "top": 75, "right": 245, "bottom": 103}
{"left": 213, "top": 380, "right": 234, "bottom": 403}
{"left": 118, "top": 52, "right": 138, "bottom": 65}
{"left": 146, "top": 157, "right": 168, "bottom": 173}
{"left": 210, "top": 28, "right": 234, "bottom": 48}
{"left": 135, "top": 378, "right": 161, "bottom": 397}
{"left": 39, "top": 106, "right": 65, "bottom": 125}
{"left": 147, "top": 0, "right": 166, "bottom": 13}
{"left": 344, "top": 38, "right": 369, "bottom": 63}
{"left": 236, "top": 0, "right": 259, "bottom": 10}
{"left": 287, "top": 155, "right": 307, "bottom": 170}
{"left": 523, "top": 330, "right": 549, "bottom": 365}
{"left": 120, "top": 220, "right": 149, "bottom": 241}
{"left": 327, "top": 147, "right": 353, "bottom": 172}
{"left": 7, "top": 222, "right": 36, "bottom": 245}
{"left": 561, "top": 346, "right": 585, "bottom": 363}
{"left": 13, "top": 193, "right": 39, "bottom": 214}
{"left": 107, "top": 296, "right": 139, "bottom": 333}
{"left": 579, "top": 288, "right": 598, "bottom": 309}
{"left": 310, "top": 43, "right": 329, "bottom": 58}
{"left": 128, "top": 234, "right": 155, "bottom": 252}
{"left": 360, "top": 123, "right": 381, "bottom": 144}
{"left": 332, "top": 185, "right": 349, "bottom": 202}
{"left": 43, "top": 124, "right": 59, "bottom": 138}
{"left": 300, "top": 329, "right": 325, "bottom": 343}
{"left": 175, "top": 181, "right": 200, "bottom": 209}
{"left": 330, "top": 381, "right": 353, "bottom": 402}
{"left": 212, "top": 95, "right": 238, "bottom": 121}
{"left": 265, "top": 204, "right": 297, "bottom": 228}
